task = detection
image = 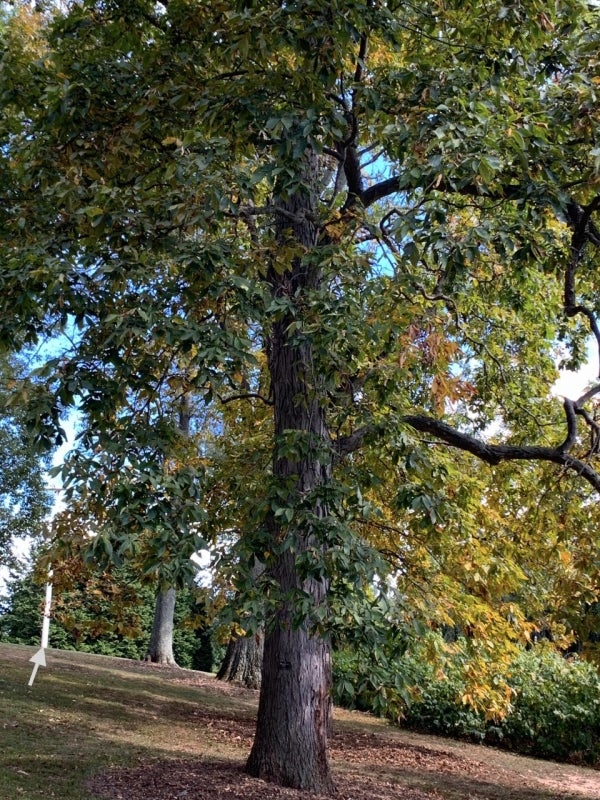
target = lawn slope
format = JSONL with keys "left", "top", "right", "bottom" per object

{"left": 0, "top": 643, "right": 598, "bottom": 800}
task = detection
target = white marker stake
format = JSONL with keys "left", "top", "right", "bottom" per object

{"left": 27, "top": 567, "right": 53, "bottom": 686}
{"left": 40, "top": 569, "right": 53, "bottom": 650}
{"left": 28, "top": 648, "right": 46, "bottom": 686}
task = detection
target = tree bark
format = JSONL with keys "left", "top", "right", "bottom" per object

{"left": 145, "top": 586, "right": 178, "bottom": 665}
{"left": 245, "top": 547, "right": 333, "bottom": 791}
{"left": 245, "top": 152, "right": 335, "bottom": 792}
{"left": 217, "top": 559, "right": 265, "bottom": 689}
{"left": 216, "top": 630, "right": 264, "bottom": 689}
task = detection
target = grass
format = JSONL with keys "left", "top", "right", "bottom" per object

{"left": 1, "top": 642, "right": 598, "bottom": 800}
{"left": 0, "top": 643, "right": 250, "bottom": 800}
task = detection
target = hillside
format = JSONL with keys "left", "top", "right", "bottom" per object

{"left": 1, "top": 643, "right": 598, "bottom": 800}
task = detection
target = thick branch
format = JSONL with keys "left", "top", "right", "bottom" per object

{"left": 361, "top": 175, "right": 403, "bottom": 208}
{"left": 333, "top": 425, "right": 376, "bottom": 460}
{"left": 359, "top": 175, "right": 520, "bottom": 208}
{"left": 353, "top": 31, "right": 368, "bottom": 85}
{"left": 402, "top": 412, "right": 600, "bottom": 493}
{"left": 338, "top": 31, "right": 369, "bottom": 211}
{"left": 564, "top": 198, "right": 600, "bottom": 247}
{"left": 562, "top": 398, "right": 578, "bottom": 452}
{"left": 332, "top": 402, "right": 600, "bottom": 491}
{"left": 563, "top": 195, "right": 600, "bottom": 377}
{"left": 575, "top": 407, "right": 600, "bottom": 456}
{"left": 359, "top": 175, "right": 600, "bottom": 255}
{"left": 218, "top": 392, "right": 273, "bottom": 406}
{"left": 340, "top": 142, "right": 363, "bottom": 207}
{"left": 576, "top": 383, "right": 600, "bottom": 406}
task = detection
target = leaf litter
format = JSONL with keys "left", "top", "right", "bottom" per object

{"left": 87, "top": 662, "right": 600, "bottom": 800}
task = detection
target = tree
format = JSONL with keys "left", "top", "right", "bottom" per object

{"left": 0, "top": 559, "right": 55, "bottom": 646}
{"left": 0, "top": 353, "right": 51, "bottom": 568}
{"left": 145, "top": 586, "right": 178, "bottom": 664}
{"left": 216, "top": 629, "right": 264, "bottom": 690}
{"left": 1, "top": 534, "right": 215, "bottom": 667}
{"left": 205, "top": 394, "right": 269, "bottom": 689}
{"left": 0, "top": 539, "right": 156, "bottom": 654}
{"left": 3, "top": 0, "right": 600, "bottom": 791}
{"left": 216, "top": 559, "right": 265, "bottom": 689}
{"left": 144, "top": 394, "right": 194, "bottom": 666}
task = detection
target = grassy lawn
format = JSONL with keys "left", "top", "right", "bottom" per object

{"left": 1, "top": 642, "right": 598, "bottom": 800}
{"left": 0, "top": 643, "right": 251, "bottom": 800}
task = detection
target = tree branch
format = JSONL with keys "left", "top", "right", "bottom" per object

{"left": 332, "top": 425, "right": 376, "bottom": 460}
{"left": 359, "top": 175, "right": 600, "bottom": 259}
{"left": 575, "top": 406, "right": 600, "bottom": 456}
{"left": 576, "top": 383, "right": 600, "bottom": 406}
{"left": 402, "top": 411, "right": 600, "bottom": 493}
{"left": 330, "top": 368, "right": 600, "bottom": 489}
{"left": 563, "top": 195, "right": 600, "bottom": 377}
{"left": 218, "top": 392, "right": 273, "bottom": 406}
{"left": 564, "top": 198, "right": 600, "bottom": 247}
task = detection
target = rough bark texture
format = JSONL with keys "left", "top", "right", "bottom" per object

{"left": 245, "top": 153, "right": 335, "bottom": 792}
{"left": 216, "top": 631, "right": 264, "bottom": 690}
{"left": 217, "top": 560, "right": 265, "bottom": 689}
{"left": 146, "top": 587, "right": 178, "bottom": 666}
{"left": 245, "top": 550, "right": 333, "bottom": 791}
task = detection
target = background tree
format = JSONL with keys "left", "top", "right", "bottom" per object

{"left": 215, "top": 558, "right": 265, "bottom": 689}
{"left": 145, "top": 586, "right": 178, "bottom": 665}
{"left": 1, "top": 535, "right": 215, "bottom": 668}
{"left": 0, "top": 353, "right": 52, "bottom": 569}
{"left": 206, "top": 367, "right": 271, "bottom": 689}
{"left": 3, "top": 0, "right": 600, "bottom": 792}
{"left": 144, "top": 394, "right": 196, "bottom": 665}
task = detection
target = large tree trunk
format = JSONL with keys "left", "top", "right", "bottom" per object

{"left": 245, "top": 153, "right": 335, "bottom": 792}
{"left": 217, "top": 559, "right": 265, "bottom": 689}
{"left": 145, "top": 586, "right": 178, "bottom": 665}
{"left": 245, "top": 548, "right": 333, "bottom": 790}
{"left": 216, "top": 630, "right": 264, "bottom": 689}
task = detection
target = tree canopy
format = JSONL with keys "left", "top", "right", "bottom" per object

{"left": 2, "top": 0, "right": 600, "bottom": 791}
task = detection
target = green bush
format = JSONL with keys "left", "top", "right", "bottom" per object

{"left": 332, "top": 645, "right": 410, "bottom": 719}
{"left": 497, "top": 648, "right": 600, "bottom": 762}
{"left": 333, "top": 637, "right": 600, "bottom": 766}
{"left": 399, "top": 650, "right": 488, "bottom": 742}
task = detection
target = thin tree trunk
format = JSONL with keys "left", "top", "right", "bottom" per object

{"left": 146, "top": 395, "right": 190, "bottom": 667}
{"left": 145, "top": 586, "right": 178, "bottom": 665}
{"left": 245, "top": 152, "right": 335, "bottom": 792}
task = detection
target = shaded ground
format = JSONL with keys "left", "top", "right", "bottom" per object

{"left": 88, "top": 680, "right": 600, "bottom": 800}
{"left": 1, "top": 643, "right": 598, "bottom": 800}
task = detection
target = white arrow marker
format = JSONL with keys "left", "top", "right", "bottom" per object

{"left": 28, "top": 648, "right": 46, "bottom": 687}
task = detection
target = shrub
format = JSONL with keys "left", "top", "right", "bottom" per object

{"left": 332, "top": 645, "right": 410, "bottom": 719}
{"left": 399, "top": 649, "right": 488, "bottom": 742}
{"left": 498, "top": 648, "right": 600, "bottom": 763}
{"left": 333, "top": 636, "right": 600, "bottom": 766}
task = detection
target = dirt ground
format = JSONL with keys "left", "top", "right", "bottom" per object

{"left": 87, "top": 662, "right": 600, "bottom": 800}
